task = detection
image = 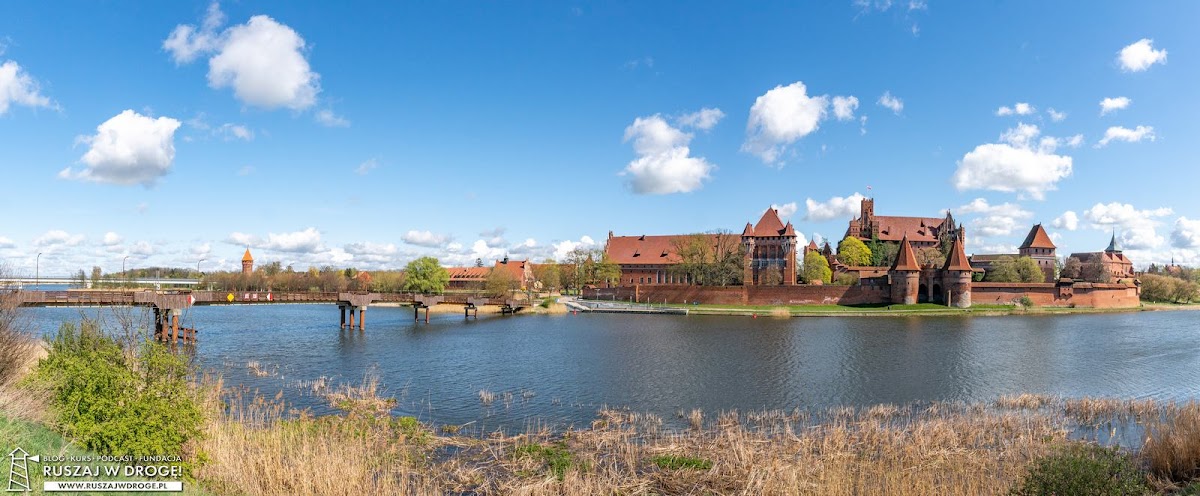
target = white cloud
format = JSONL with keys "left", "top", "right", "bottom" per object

{"left": 1047, "top": 108, "right": 1067, "bottom": 122}
{"left": 1097, "top": 125, "right": 1155, "bottom": 147}
{"left": 102, "top": 232, "right": 123, "bottom": 246}
{"left": 315, "top": 109, "right": 350, "bottom": 127}
{"left": 34, "top": 230, "right": 85, "bottom": 248}
{"left": 675, "top": 107, "right": 725, "bottom": 130}
{"left": 622, "top": 114, "right": 714, "bottom": 194}
{"left": 0, "top": 60, "right": 54, "bottom": 115}
{"left": 191, "top": 242, "right": 212, "bottom": 258}
{"left": 771, "top": 202, "right": 798, "bottom": 220}
{"left": 804, "top": 193, "right": 866, "bottom": 222}
{"left": 355, "top": 158, "right": 379, "bottom": 175}
{"left": 218, "top": 123, "right": 253, "bottom": 141}
{"left": 479, "top": 227, "right": 506, "bottom": 247}
{"left": 877, "top": 91, "right": 903, "bottom": 115}
{"left": 1052, "top": 211, "right": 1079, "bottom": 231}
{"left": 62, "top": 110, "right": 181, "bottom": 187}
{"left": 832, "top": 95, "right": 859, "bottom": 121}
{"left": 166, "top": 4, "right": 321, "bottom": 110}
{"left": 230, "top": 227, "right": 323, "bottom": 253}
{"left": 1171, "top": 217, "right": 1200, "bottom": 249}
{"left": 1084, "top": 202, "right": 1172, "bottom": 250}
{"left": 996, "top": 102, "right": 1034, "bottom": 116}
{"left": 0, "top": 237, "right": 14, "bottom": 249}
{"left": 952, "top": 123, "right": 1073, "bottom": 200}
{"left": 742, "top": 81, "right": 830, "bottom": 164}
{"left": 130, "top": 240, "right": 155, "bottom": 256}
{"left": 1099, "top": 96, "right": 1131, "bottom": 115}
{"left": 956, "top": 198, "right": 1032, "bottom": 237}
{"left": 553, "top": 236, "right": 597, "bottom": 261}
{"left": 402, "top": 230, "right": 450, "bottom": 248}
{"left": 1065, "top": 134, "right": 1084, "bottom": 148}
{"left": 1118, "top": 38, "right": 1167, "bottom": 72}
{"left": 344, "top": 242, "right": 398, "bottom": 257}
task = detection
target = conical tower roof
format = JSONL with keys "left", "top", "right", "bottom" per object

{"left": 242, "top": 248, "right": 254, "bottom": 262}
{"left": 741, "top": 222, "right": 755, "bottom": 236}
{"left": 1106, "top": 231, "right": 1121, "bottom": 253}
{"left": 1019, "top": 224, "right": 1056, "bottom": 250}
{"left": 942, "top": 236, "right": 972, "bottom": 271}
{"left": 753, "top": 207, "right": 786, "bottom": 236}
{"left": 890, "top": 234, "right": 920, "bottom": 271}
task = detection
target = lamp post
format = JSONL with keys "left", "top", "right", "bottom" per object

{"left": 35, "top": 252, "right": 42, "bottom": 290}
{"left": 122, "top": 256, "right": 129, "bottom": 288}
{"left": 197, "top": 259, "right": 205, "bottom": 288}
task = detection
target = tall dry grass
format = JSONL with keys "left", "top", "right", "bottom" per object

{"left": 0, "top": 286, "right": 48, "bottom": 421}
{"left": 1144, "top": 401, "right": 1200, "bottom": 485}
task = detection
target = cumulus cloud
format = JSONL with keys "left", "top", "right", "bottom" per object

{"left": 315, "top": 109, "right": 350, "bottom": 127}
{"left": 832, "top": 95, "right": 859, "bottom": 121}
{"left": 1118, "top": 38, "right": 1167, "bottom": 72}
{"left": 552, "top": 236, "right": 597, "bottom": 261}
{"left": 1097, "top": 125, "right": 1155, "bottom": 147}
{"left": 0, "top": 60, "right": 55, "bottom": 114}
{"left": 402, "top": 230, "right": 450, "bottom": 248}
{"left": 622, "top": 114, "right": 715, "bottom": 194}
{"left": 344, "top": 241, "right": 398, "bottom": 260}
{"left": 102, "top": 232, "right": 123, "bottom": 246}
{"left": 877, "top": 91, "right": 903, "bottom": 115}
{"left": 952, "top": 123, "right": 1073, "bottom": 200}
{"left": 1099, "top": 96, "right": 1131, "bottom": 115}
{"left": 34, "top": 230, "right": 85, "bottom": 248}
{"left": 1084, "top": 202, "right": 1172, "bottom": 250}
{"left": 1052, "top": 211, "right": 1079, "bottom": 231}
{"left": 1171, "top": 217, "right": 1200, "bottom": 249}
{"left": 61, "top": 110, "right": 181, "bottom": 187}
{"left": 1046, "top": 108, "right": 1067, "bottom": 122}
{"left": 996, "top": 102, "right": 1034, "bottom": 116}
{"left": 956, "top": 198, "right": 1033, "bottom": 237}
{"left": 130, "top": 240, "right": 155, "bottom": 256}
{"left": 165, "top": 3, "right": 321, "bottom": 110}
{"left": 0, "top": 237, "right": 14, "bottom": 249}
{"left": 229, "top": 227, "right": 324, "bottom": 253}
{"left": 742, "top": 81, "right": 830, "bottom": 164}
{"left": 771, "top": 202, "right": 798, "bottom": 220}
{"left": 805, "top": 192, "right": 866, "bottom": 222}
{"left": 675, "top": 107, "right": 725, "bottom": 130}
{"left": 1065, "top": 134, "right": 1084, "bottom": 148}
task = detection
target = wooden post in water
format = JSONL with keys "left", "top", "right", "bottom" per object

{"left": 358, "top": 308, "right": 365, "bottom": 330}
{"left": 348, "top": 308, "right": 356, "bottom": 329}
{"left": 171, "top": 313, "right": 179, "bottom": 344}
{"left": 340, "top": 305, "right": 346, "bottom": 329}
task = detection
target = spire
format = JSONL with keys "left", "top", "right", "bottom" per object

{"left": 782, "top": 221, "right": 796, "bottom": 236}
{"left": 1106, "top": 230, "right": 1121, "bottom": 253}
{"left": 890, "top": 234, "right": 920, "bottom": 271}
{"left": 942, "top": 235, "right": 972, "bottom": 271}
{"left": 742, "top": 222, "right": 755, "bottom": 236}
{"left": 242, "top": 247, "right": 254, "bottom": 262}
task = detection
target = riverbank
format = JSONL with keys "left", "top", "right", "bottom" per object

{"left": 577, "top": 300, "right": 1167, "bottom": 317}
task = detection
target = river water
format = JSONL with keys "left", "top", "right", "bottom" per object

{"left": 21, "top": 304, "right": 1200, "bottom": 432}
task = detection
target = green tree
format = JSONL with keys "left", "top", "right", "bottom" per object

{"left": 867, "top": 238, "right": 899, "bottom": 267}
{"left": 1014, "top": 256, "right": 1046, "bottom": 283}
{"left": 668, "top": 232, "right": 744, "bottom": 286}
{"left": 485, "top": 267, "right": 518, "bottom": 297}
{"left": 402, "top": 257, "right": 450, "bottom": 294}
{"left": 533, "top": 260, "right": 561, "bottom": 292}
{"left": 837, "top": 236, "right": 872, "bottom": 266}
{"left": 593, "top": 252, "right": 622, "bottom": 286}
{"left": 985, "top": 256, "right": 1020, "bottom": 282}
{"left": 91, "top": 266, "right": 103, "bottom": 288}
{"left": 1081, "top": 261, "right": 1112, "bottom": 283}
{"left": 802, "top": 251, "right": 832, "bottom": 284}
{"left": 915, "top": 247, "right": 945, "bottom": 268}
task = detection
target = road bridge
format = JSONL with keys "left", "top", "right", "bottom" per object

{"left": 10, "top": 289, "right": 529, "bottom": 344}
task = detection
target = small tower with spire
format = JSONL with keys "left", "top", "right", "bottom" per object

{"left": 889, "top": 234, "right": 921, "bottom": 305}
{"left": 1106, "top": 230, "right": 1122, "bottom": 253}
{"left": 241, "top": 248, "right": 254, "bottom": 276}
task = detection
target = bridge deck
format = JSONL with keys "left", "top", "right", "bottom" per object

{"left": 10, "top": 289, "right": 530, "bottom": 309}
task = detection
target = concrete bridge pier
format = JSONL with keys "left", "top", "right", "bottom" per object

{"left": 336, "top": 293, "right": 380, "bottom": 331}
{"left": 412, "top": 295, "right": 444, "bottom": 324}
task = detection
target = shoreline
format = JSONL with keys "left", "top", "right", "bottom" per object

{"left": 573, "top": 299, "right": 1197, "bottom": 318}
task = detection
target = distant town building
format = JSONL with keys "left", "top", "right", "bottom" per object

{"left": 445, "top": 257, "right": 534, "bottom": 290}
{"left": 845, "top": 198, "right": 961, "bottom": 250}
{"left": 1070, "top": 233, "right": 1135, "bottom": 280}
{"left": 241, "top": 248, "right": 254, "bottom": 276}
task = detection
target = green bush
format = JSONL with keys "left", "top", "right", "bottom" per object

{"left": 1010, "top": 443, "right": 1148, "bottom": 496}
{"left": 1019, "top": 295, "right": 1035, "bottom": 308}
{"left": 27, "top": 321, "right": 205, "bottom": 473}
{"left": 650, "top": 454, "right": 712, "bottom": 470}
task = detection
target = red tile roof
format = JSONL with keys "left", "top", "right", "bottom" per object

{"left": 494, "top": 259, "right": 530, "bottom": 282}
{"left": 1019, "top": 224, "right": 1056, "bottom": 250}
{"left": 606, "top": 234, "right": 724, "bottom": 265}
{"left": 741, "top": 222, "right": 754, "bottom": 236}
{"left": 752, "top": 208, "right": 787, "bottom": 236}
{"left": 890, "top": 235, "right": 921, "bottom": 271}
{"left": 807, "top": 240, "right": 819, "bottom": 250}
{"left": 446, "top": 266, "right": 489, "bottom": 281}
{"left": 872, "top": 216, "right": 946, "bottom": 242}
{"left": 242, "top": 248, "right": 254, "bottom": 262}
{"left": 942, "top": 237, "right": 972, "bottom": 271}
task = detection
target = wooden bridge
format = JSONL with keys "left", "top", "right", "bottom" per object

{"left": 10, "top": 289, "right": 530, "bottom": 344}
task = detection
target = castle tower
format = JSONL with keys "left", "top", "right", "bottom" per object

{"left": 741, "top": 222, "right": 755, "bottom": 285}
{"left": 889, "top": 234, "right": 921, "bottom": 304}
{"left": 782, "top": 222, "right": 797, "bottom": 285}
{"left": 242, "top": 248, "right": 254, "bottom": 276}
{"left": 941, "top": 236, "right": 973, "bottom": 308}
{"left": 1018, "top": 224, "right": 1057, "bottom": 281}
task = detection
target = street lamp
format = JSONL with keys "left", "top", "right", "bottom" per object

{"left": 197, "top": 259, "right": 205, "bottom": 288}
{"left": 122, "top": 256, "right": 129, "bottom": 288}
{"left": 35, "top": 252, "right": 41, "bottom": 289}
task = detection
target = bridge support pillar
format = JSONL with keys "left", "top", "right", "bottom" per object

{"left": 358, "top": 307, "right": 365, "bottom": 330}
{"left": 340, "top": 305, "right": 347, "bottom": 329}
{"left": 171, "top": 311, "right": 180, "bottom": 344}
{"left": 348, "top": 307, "right": 356, "bottom": 329}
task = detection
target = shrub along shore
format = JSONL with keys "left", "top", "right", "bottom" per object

{"left": 6, "top": 315, "right": 1200, "bottom": 494}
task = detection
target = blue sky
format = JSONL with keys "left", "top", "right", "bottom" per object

{"left": 1, "top": 1, "right": 1197, "bottom": 275}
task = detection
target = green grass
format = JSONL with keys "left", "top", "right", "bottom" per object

{"left": 650, "top": 455, "right": 713, "bottom": 470}
{"left": 655, "top": 302, "right": 1017, "bottom": 313}
{"left": 514, "top": 442, "right": 585, "bottom": 481}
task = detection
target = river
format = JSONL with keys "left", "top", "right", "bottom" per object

{"left": 21, "top": 304, "right": 1200, "bottom": 432}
